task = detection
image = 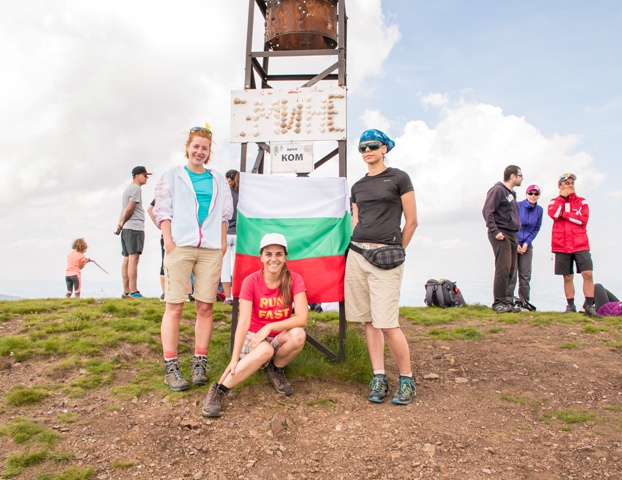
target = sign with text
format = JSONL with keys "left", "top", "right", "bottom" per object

{"left": 271, "top": 143, "right": 314, "bottom": 174}
{"left": 230, "top": 86, "right": 347, "bottom": 143}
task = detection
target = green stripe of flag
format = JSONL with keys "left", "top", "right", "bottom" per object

{"left": 237, "top": 212, "right": 352, "bottom": 260}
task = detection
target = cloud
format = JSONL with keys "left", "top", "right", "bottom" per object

{"left": 379, "top": 96, "right": 605, "bottom": 223}
{"left": 346, "top": 0, "right": 401, "bottom": 92}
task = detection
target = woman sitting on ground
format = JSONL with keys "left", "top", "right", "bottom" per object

{"left": 202, "top": 233, "right": 308, "bottom": 418}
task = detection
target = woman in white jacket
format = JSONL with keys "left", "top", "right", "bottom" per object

{"left": 153, "top": 126, "right": 233, "bottom": 391}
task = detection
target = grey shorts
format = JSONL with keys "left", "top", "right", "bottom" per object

{"left": 121, "top": 229, "right": 144, "bottom": 256}
{"left": 240, "top": 332, "right": 280, "bottom": 368}
{"left": 554, "top": 250, "right": 593, "bottom": 275}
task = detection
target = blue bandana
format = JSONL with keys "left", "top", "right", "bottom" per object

{"left": 359, "top": 129, "right": 395, "bottom": 152}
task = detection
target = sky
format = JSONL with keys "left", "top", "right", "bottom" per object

{"left": 1, "top": 1, "right": 621, "bottom": 310}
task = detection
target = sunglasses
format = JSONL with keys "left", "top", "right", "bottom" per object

{"left": 527, "top": 191, "right": 540, "bottom": 196}
{"left": 358, "top": 141, "right": 383, "bottom": 153}
{"left": 190, "top": 126, "right": 212, "bottom": 134}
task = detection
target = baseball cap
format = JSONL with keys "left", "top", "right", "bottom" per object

{"left": 259, "top": 233, "right": 288, "bottom": 252}
{"left": 132, "top": 166, "right": 152, "bottom": 176}
{"left": 558, "top": 173, "right": 576, "bottom": 185}
{"left": 526, "top": 184, "right": 541, "bottom": 194}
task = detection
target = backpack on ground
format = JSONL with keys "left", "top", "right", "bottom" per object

{"left": 424, "top": 278, "right": 466, "bottom": 308}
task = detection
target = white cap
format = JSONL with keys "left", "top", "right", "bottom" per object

{"left": 259, "top": 233, "right": 288, "bottom": 252}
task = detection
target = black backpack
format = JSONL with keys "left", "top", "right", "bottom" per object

{"left": 424, "top": 278, "right": 466, "bottom": 308}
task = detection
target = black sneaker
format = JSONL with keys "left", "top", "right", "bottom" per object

{"left": 582, "top": 305, "right": 602, "bottom": 318}
{"left": 202, "top": 382, "right": 225, "bottom": 418}
{"left": 391, "top": 376, "right": 417, "bottom": 405}
{"left": 159, "top": 294, "right": 165, "bottom": 302}
{"left": 163, "top": 359, "right": 190, "bottom": 391}
{"left": 265, "top": 362, "right": 293, "bottom": 395}
{"left": 564, "top": 305, "right": 577, "bottom": 314}
{"left": 368, "top": 374, "right": 389, "bottom": 403}
{"left": 492, "top": 303, "right": 514, "bottom": 313}
{"left": 191, "top": 356, "right": 209, "bottom": 385}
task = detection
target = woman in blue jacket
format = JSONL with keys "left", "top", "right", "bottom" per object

{"left": 510, "top": 184, "right": 543, "bottom": 310}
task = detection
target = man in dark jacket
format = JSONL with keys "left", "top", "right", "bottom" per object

{"left": 482, "top": 165, "right": 523, "bottom": 312}
{"left": 548, "top": 173, "right": 600, "bottom": 317}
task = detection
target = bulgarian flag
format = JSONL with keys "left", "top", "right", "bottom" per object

{"left": 232, "top": 172, "right": 352, "bottom": 303}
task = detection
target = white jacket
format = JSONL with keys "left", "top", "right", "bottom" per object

{"left": 153, "top": 165, "right": 233, "bottom": 249}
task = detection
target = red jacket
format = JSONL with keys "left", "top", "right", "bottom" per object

{"left": 548, "top": 193, "right": 590, "bottom": 253}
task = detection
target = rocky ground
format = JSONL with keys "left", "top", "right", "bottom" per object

{"left": 1, "top": 314, "right": 622, "bottom": 479}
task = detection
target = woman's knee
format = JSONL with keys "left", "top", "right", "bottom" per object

{"left": 284, "top": 328, "right": 307, "bottom": 348}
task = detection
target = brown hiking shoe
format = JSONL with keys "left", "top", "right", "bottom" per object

{"left": 265, "top": 362, "right": 293, "bottom": 395}
{"left": 191, "top": 356, "right": 209, "bottom": 385}
{"left": 202, "top": 382, "right": 225, "bottom": 418}
{"left": 163, "top": 359, "right": 190, "bottom": 391}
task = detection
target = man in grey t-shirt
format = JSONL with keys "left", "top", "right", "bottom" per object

{"left": 115, "top": 166, "right": 151, "bottom": 299}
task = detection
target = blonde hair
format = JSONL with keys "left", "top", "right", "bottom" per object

{"left": 72, "top": 238, "right": 88, "bottom": 253}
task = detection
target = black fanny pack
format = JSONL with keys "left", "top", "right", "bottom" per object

{"left": 349, "top": 242, "right": 406, "bottom": 270}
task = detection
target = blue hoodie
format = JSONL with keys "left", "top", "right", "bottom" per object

{"left": 517, "top": 198, "right": 543, "bottom": 246}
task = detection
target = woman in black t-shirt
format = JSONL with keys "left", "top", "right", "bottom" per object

{"left": 345, "top": 128, "right": 419, "bottom": 405}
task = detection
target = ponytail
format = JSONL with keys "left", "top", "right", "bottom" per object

{"left": 277, "top": 263, "right": 293, "bottom": 309}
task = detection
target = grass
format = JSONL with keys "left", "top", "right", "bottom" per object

{"left": 555, "top": 408, "right": 597, "bottom": 424}
{"left": 1, "top": 297, "right": 620, "bottom": 477}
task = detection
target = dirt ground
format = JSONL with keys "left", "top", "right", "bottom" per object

{"left": 1, "top": 314, "right": 622, "bottom": 480}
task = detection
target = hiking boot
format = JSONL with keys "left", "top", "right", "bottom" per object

{"left": 202, "top": 382, "right": 225, "bottom": 418}
{"left": 163, "top": 359, "right": 190, "bottom": 391}
{"left": 392, "top": 376, "right": 417, "bottom": 405}
{"left": 128, "top": 291, "right": 144, "bottom": 299}
{"left": 191, "top": 356, "right": 209, "bottom": 385}
{"left": 492, "top": 303, "right": 514, "bottom": 313}
{"left": 265, "top": 362, "right": 293, "bottom": 395}
{"left": 582, "top": 305, "right": 602, "bottom": 318}
{"left": 368, "top": 374, "right": 389, "bottom": 403}
{"left": 564, "top": 305, "right": 577, "bottom": 314}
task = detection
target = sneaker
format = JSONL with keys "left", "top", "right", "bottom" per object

{"left": 191, "top": 356, "right": 209, "bottom": 385}
{"left": 121, "top": 292, "right": 130, "bottom": 299}
{"left": 159, "top": 294, "right": 165, "bottom": 302}
{"left": 202, "top": 382, "right": 225, "bottom": 418}
{"left": 187, "top": 294, "right": 195, "bottom": 302}
{"left": 265, "top": 362, "right": 293, "bottom": 395}
{"left": 163, "top": 359, "right": 190, "bottom": 391}
{"left": 224, "top": 298, "right": 233, "bottom": 306}
{"left": 564, "top": 305, "right": 577, "bottom": 314}
{"left": 368, "top": 374, "right": 389, "bottom": 403}
{"left": 492, "top": 303, "right": 514, "bottom": 313}
{"left": 128, "top": 291, "right": 144, "bottom": 299}
{"left": 582, "top": 305, "right": 602, "bottom": 318}
{"left": 392, "top": 376, "right": 417, "bottom": 405}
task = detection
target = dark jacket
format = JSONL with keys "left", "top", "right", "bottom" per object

{"left": 482, "top": 182, "right": 521, "bottom": 237}
{"left": 517, "top": 199, "right": 543, "bottom": 246}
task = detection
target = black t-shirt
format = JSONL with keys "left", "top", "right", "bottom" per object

{"left": 351, "top": 167, "right": 414, "bottom": 245}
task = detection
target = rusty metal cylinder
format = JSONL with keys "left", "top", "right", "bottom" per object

{"left": 265, "top": 0, "right": 338, "bottom": 51}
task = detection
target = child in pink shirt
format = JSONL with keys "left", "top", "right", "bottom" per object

{"left": 65, "top": 238, "right": 91, "bottom": 298}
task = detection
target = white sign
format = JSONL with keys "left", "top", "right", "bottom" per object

{"left": 230, "top": 86, "right": 347, "bottom": 143}
{"left": 271, "top": 143, "right": 314, "bottom": 174}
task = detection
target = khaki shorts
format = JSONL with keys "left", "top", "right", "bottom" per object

{"left": 164, "top": 246, "right": 223, "bottom": 304}
{"left": 344, "top": 249, "right": 404, "bottom": 328}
